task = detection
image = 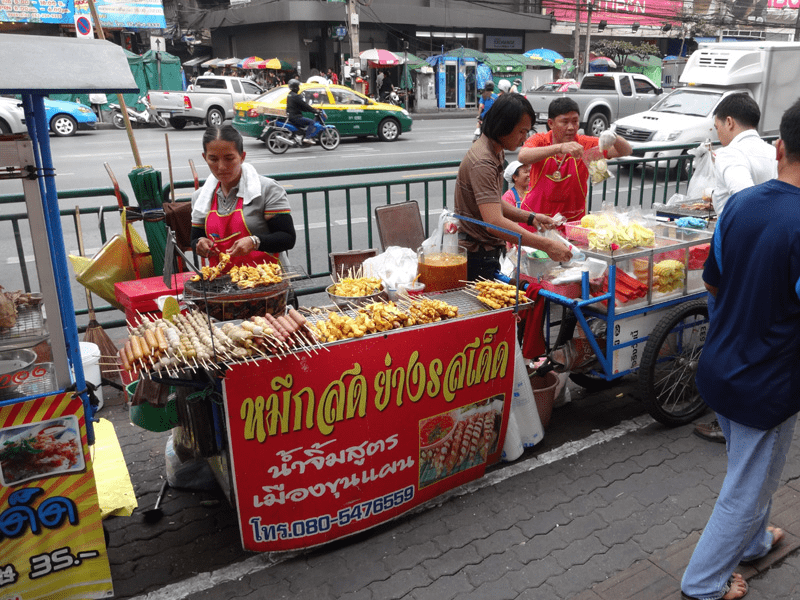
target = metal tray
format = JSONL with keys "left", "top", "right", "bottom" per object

{"left": 0, "top": 303, "right": 47, "bottom": 350}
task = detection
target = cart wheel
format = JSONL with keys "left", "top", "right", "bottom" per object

{"left": 637, "top": 299, "right": 709, "bottom": 426}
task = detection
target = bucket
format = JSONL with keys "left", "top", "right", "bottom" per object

{"left": 79, "top": 341, "right": 103, "bottom": 410}
{"left": 530, "top": 371, "right": 558, "bottom": 428}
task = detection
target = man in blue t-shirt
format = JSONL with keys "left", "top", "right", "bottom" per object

{"left": 478, "top": 81, "right": 497, "bottom": 121}
{"left": 680, "top": 98, "right": 800, "bottom": 600}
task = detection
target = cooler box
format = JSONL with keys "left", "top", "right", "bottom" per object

{"left": 114, "top": 272, "right": 194, "bottom": 323}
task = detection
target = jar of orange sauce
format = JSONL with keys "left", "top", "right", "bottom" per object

{"left": 416, "top": 245, "right": 467, "bottom": 292}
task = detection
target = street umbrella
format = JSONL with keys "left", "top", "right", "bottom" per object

{"left": 201, "top": 58, "right": 224, "bottom": 68}
{"left": 590, "top": 57, "right": 617, "bottom": 69}
{"left": 524, "top": 48, "right": 564, "bottom": 64}
{"left": 259, "top": 57, "right": 293, "bottom": 70}
{"left": 239, "top": 56, "right": 264, "bottom": 69}
{"left": 360, "top": 49, "right": 404, "bottom": 66}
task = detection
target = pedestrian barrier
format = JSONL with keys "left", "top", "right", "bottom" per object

{"left": 7, "top": 137, "right": 775, "bottom": 331}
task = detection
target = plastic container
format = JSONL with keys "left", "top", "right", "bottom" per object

{"left": 79, "top": 341, "right": 103, "bottom": 410}
{"left": 417, "top": 245, "right": 467, "bottom": 292}
{"left": 399, "top": 282, "right": 425, "bottom": 297}
{"left": 530, "top": 371, "right": 559, "bottom": 428}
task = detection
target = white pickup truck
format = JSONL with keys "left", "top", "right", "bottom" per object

{"left": 148, "top": 76, "right": 265, "bottom": 129}
{"left": 525, "top": 72, "right": 663, "bottom": 136}
{"left": 613, "top": 41, "right": 800, "bottom": 166}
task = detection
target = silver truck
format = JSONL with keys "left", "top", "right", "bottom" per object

{"left": 525, "top": 72, "right": 663, "bottom": 136}
{"left": 148, "top": 76, "right": 264, "bottom": 129}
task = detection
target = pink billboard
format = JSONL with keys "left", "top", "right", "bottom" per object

{"left": 543, "top": 0, "right": 684, "bottom": 26}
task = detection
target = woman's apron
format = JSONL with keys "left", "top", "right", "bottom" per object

{"left": 522, "top": 155, "right": 589, "bottom": 224}
{"left": 205, "top": 188, "right": 278, "bottom": 267}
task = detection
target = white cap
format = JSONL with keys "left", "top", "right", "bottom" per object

{"left": 504, "top": 160, "right": 523, "bottom": 183}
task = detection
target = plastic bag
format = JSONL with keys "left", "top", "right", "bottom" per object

{"left": 69, "top": 209, "right": 154, "bottom": 310}
{"left": 421, "top": 210, "right": 460, "bottom": 253}
{"left": 164, "top": 432, "right": 218, "bottom": 491}
{"left": 685, "top": 141, "right": 715, "bottom": 202}
{"left": 362, "top": 246, "right": 418, "bottom": 289}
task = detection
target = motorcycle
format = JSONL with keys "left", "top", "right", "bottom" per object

{"left": 109, "top": 96, "right": 168, "bottom": 129}
{"left": 259, "top": 110, "right": 340, "bottom": 154}
{"left": 381, "top": 87, "right": 402, "bottom": 106}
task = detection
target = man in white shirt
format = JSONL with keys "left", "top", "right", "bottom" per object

{"left": 710, "top": 93, "right": 777, "bottom": 215}
{"left": 695, "top": 93, "right": 778, "bottom": 444}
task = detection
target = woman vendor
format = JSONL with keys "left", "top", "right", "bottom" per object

{"left": 191, "top": 125, "right": 296, "bottom": 266}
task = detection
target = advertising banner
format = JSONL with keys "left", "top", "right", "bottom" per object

{"left": 223, "top": 311, "right": 515, "bottom": 552}
{"left": 543, "top": 0, "right": 684, "bottom": 26}
{"left": 0, "top": 392, "right": 113, "bottom": 599}
{"left": 0, "top": 0, "right": 166, "bottom": 29}
{"left": 692, "top": 0, "right": 799, "bottom": 26}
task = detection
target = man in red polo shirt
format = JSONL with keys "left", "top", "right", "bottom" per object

{"left": 518, "top": 97, "right": 632, "bottom": 223}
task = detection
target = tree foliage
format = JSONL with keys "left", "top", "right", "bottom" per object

{"left": 590, "top": 40, "right": 660, "bottom": 65}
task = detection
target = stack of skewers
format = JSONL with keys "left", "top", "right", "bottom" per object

{"left": 462, "top": 279, "right": 530, "bottom": 309}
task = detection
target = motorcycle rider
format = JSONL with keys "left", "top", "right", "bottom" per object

{"left": 286, "top": 79, "right": 319, "bottom": 145}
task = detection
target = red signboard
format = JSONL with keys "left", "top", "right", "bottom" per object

{"left": 223, "top": 311, "right": 516, "bottom": 552}
{"left": 543, "top": 0, "right": 684, "bottom": 26}
{"left": 0, "top": 392, "right": 113, "bottom": 599}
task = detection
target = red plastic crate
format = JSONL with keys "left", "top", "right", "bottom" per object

{"left": 115, "top": 271, "right": 194, "bottom": 322}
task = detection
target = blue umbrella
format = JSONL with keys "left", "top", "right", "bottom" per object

{"left": 523, "top": 48, "right": 564, "bottom": 64}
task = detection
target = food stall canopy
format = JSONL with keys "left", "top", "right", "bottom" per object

{"left": 0, "top": 34, "right": 139, "bottom": 95}
{"left": 184, "top": 55, "right": 212, "bottom": 67}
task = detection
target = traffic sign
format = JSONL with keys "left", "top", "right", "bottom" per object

{"left": 75, "top": 15, "right": 93, "bottom": 39}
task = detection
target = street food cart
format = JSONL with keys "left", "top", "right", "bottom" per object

{"left": 0, "top": 34, "right": 139, "bottom": 599}
{"left": 533, "top": 215, "right": 714, "bottom": 426}
{"left": 117, "top": 227, "right": 532, "bottom": 551}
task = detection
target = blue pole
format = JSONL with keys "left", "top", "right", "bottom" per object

{"left": 21, "top": 93, "right": 93, "bottom": 444}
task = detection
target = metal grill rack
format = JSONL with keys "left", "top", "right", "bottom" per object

{"left": 0, "top": 303, "right": 47, "bottom": 349}
{"left": 0, "top": 362, "right": 56, "bottom": 402}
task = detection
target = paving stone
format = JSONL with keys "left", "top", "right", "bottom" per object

{"left": 472, "top": 526, "right": 527, "bottom": 556}
{"left": 505, "top": 555, "right": 564, "bottom": 591}
{"left": 423, "top": 544, "right": 482, "bottom": 580}
{"left": 672, "top": 504, "right": 714, "bottom": 535}
{"left": 433, "top": 522, "right": 491, "bottom": 552}
{"left": 512, "top": 528, "right": 570, "bottom": 563}
{"left": 516, "top": 507, "right": 570, "bottom": 539}
{"left": 593, "top": 559, "right": 671, "bottom": 599}
{"left": 629, "top": 446, "right": 676, "bottom": 470}
{"left": 462, "top": 551, "right": 523, "bottom": 588}
{"left": 367, "top": 564, "right": 430, "bottom": 600}
{"left": 383, "top": 540, "right": 441, "bottom": 572}
{"left": 559, "top": 489, "right": 610, "bottom": 519}
{"left": 465, "top": 572, "right": 518, "bottom": 600}
{"left": 595, "top": 495, "right": 645, "bottom": 525}
{"left": 409, "top": 572, "right": 474, "bottom": 600}
{"left": 552, "top": 535, "right": 608, "bottom": 570}
{"left": 632, "top": 521, "right": 685, "bottom": 554}
{"left": 487, "top": 502, "right": 535, "bottom": 530}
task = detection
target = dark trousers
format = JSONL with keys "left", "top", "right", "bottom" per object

{"left": 467, "top": 247, "right": 502, "bottom": 281}
{"left": 290, "top": 117, "right": 315, "bottom": 138}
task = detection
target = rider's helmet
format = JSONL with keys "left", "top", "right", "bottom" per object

{"left": 483, "top": 81, "right": 494, "bottom": 92}
{"left": 513, "top": 78, "right": 522, "bottom": 89}
{"left": 288, "top": 79, "right": 301, "bottom": 93}
{"left": 497, "top": 79, "right": 511, "bottom": 93}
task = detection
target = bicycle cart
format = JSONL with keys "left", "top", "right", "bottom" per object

{"left": 534, "top": 220, "right": 714, "bottom": 426}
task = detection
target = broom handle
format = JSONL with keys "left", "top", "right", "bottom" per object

{"left": 86, "top": 0, "right": 142, "bottom": 167}
{"left": 75, "top": 206, "right": 98, "bottom": 321}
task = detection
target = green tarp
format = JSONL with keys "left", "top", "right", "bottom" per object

{"left": 141, "top": 49, "right": 182, "bottom": 93}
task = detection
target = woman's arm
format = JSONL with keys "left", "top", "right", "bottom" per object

{"left": 256, "top": 213, "right": 296, "bottom": 253}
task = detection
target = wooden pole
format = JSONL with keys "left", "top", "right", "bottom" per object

{"left": 85, "top": 0, "right": 142, "bottom": 167}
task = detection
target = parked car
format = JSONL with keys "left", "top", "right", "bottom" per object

{"left": 233, "top": 83, "right": 413, "bottom": 143}
{"left": 148, "top": 76, "right": 265, "bottom": 129}
{"left": 525, "top": 72, "right": 662, "bottom": 136}
{"left": 0, "top": 97, "right": 26, "bottom": 134}
{"left": 44, "top": 98, "right": 97, "bottom": 137}
{"left": 531, "top": 80, "right": 578, "bottom": 93}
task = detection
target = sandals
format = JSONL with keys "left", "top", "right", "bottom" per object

{"left": 741, "top": 526, "right": 784, "bottom": 565}
{"left": 681, "top": 573, "right": 748, "bottom": 600}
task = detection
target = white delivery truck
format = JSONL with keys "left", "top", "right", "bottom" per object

{"left": 612, "top": 41, "right": 800, "bottom": 169}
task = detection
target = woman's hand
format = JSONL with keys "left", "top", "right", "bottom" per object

{"left": 544, "top": 238, "right": 572, "bottom": 263}
{"left": 227, "top": 236, "right": 259, "bottom": 258}
{"left": 195, "top": 238, "right": 218, "bottom": 258}
{"left": 534, "top": 214, "right": 559, "bottom": 230}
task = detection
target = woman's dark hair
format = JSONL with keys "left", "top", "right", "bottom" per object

{"left": 202, "top": 124, "right": 244, "bottom": 154}
{"left": 481, "top": 93, "right": 535, "bottom": 141}
{"left": 713, "top": 93, "right": 760, "bottom": 129}
{"left": 779, "top": 97, "right": 800, "bottom": 161}
{"left": 548, "top": 97, "right": 580, "bottom": 120}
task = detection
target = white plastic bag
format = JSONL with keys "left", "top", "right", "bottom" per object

{"left": 421, "top": 210, "right": 459, "bottom": 253}
{"left": 362, "top": 246, "right": 418, "bottom": 289}
{"left": 685, "top": 141, "right": 715, "bottom": 202}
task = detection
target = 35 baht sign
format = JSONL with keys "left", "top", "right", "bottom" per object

{"left": 223, "top": 311, "right": 515, "bottom": 551}
{"left": 0, "top": 392, "right": 113, "bottom": 599}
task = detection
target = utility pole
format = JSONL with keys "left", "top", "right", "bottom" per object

{"left": 573, "top": 0, "right": 581, "bottom": 78}
{"left": 584, "top": 1, "right": 594, "bottom": 78}
{"left": 347, "top": 0, "right": 360, "bottom": 61}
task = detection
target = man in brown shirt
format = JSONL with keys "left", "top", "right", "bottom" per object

{"left": 455, "top": 93, "right": 572, "bottom": 280}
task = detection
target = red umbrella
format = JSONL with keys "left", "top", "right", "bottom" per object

{"left": 359, "top": 49, "right": 404, "bottom": 66}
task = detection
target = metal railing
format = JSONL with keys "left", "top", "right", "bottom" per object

{"left": 2, "top": 143, "right": 732, "bottom": 331}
